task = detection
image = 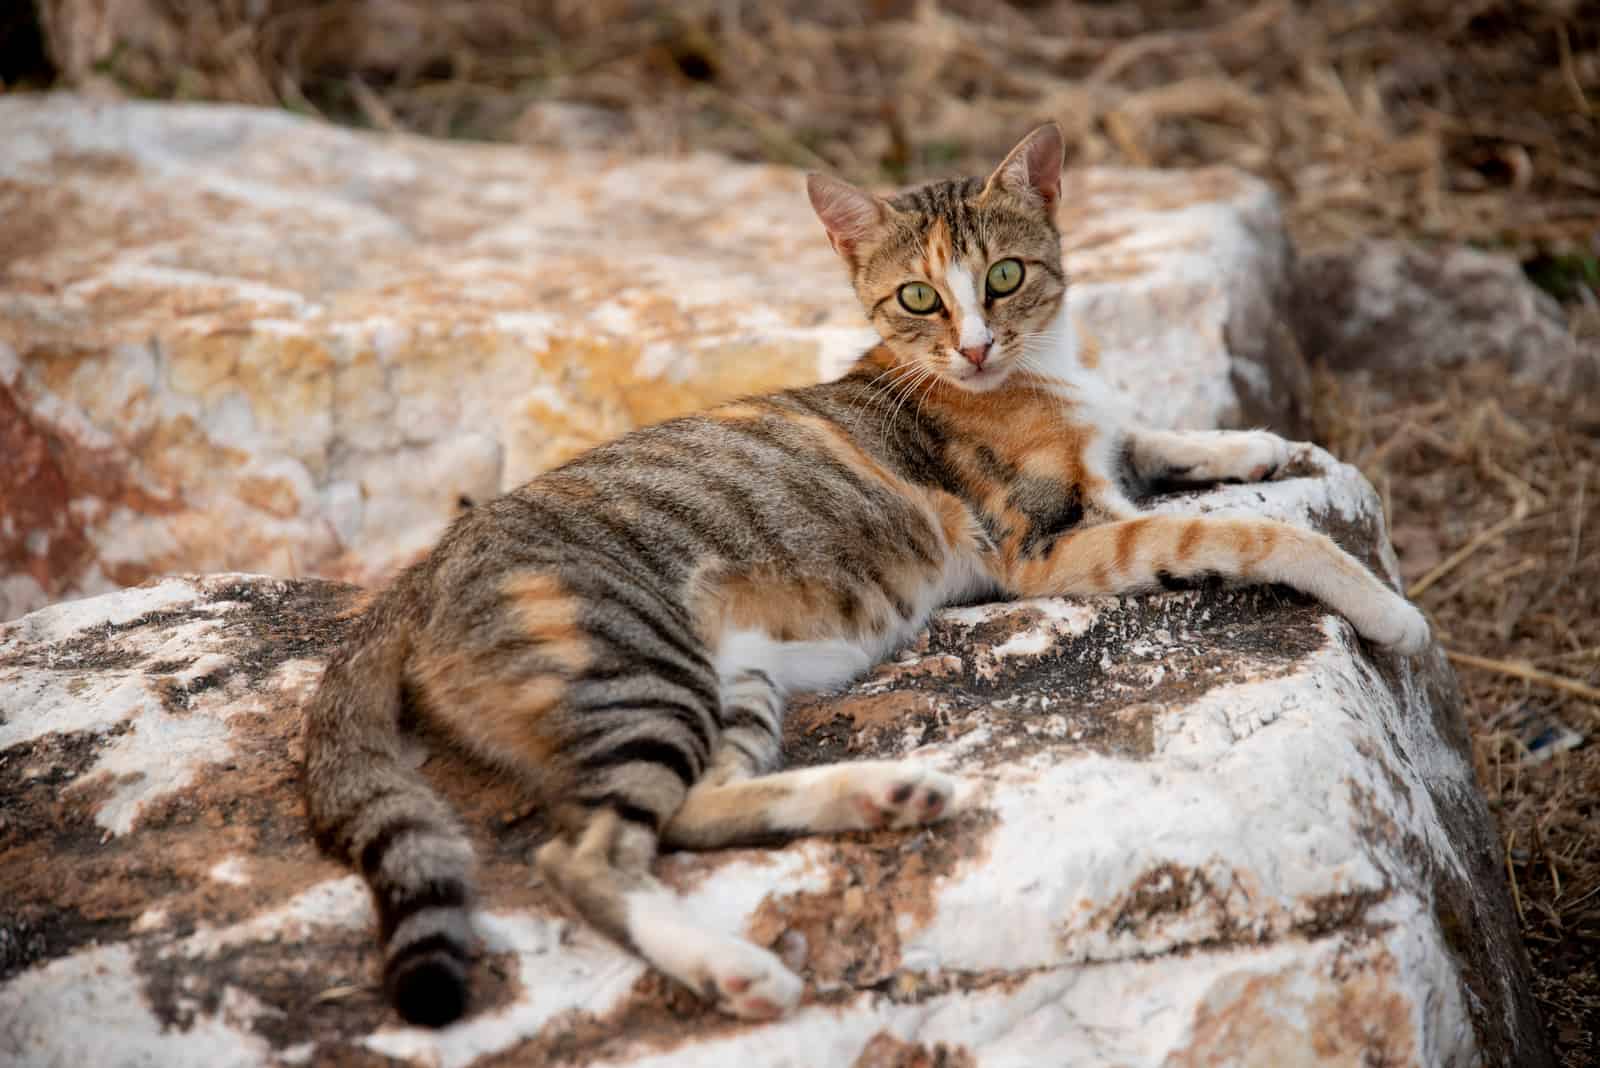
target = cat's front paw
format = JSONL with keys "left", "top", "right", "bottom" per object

{"left": 1381, "top": 600, "right": 1432, "bottom": 655}
{"left": 1357, "top": 597, "right": 1431, "bottom": 655}
{"left": 1222, "top": 431, "right": 1297, "bottom": 483}
{"left": 1173, "top": 430, "right": 1299, "bottom": 484}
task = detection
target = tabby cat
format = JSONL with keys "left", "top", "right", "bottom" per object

{"left": 302, "top": 123, "right": 1428, "bottom": 1028}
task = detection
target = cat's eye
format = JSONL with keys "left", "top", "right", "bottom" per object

{"left": 897, "top": 281, "right": 942, "bottom": 314}
{"left": 986, "top": 258, "right": 1024, "bottom": 297}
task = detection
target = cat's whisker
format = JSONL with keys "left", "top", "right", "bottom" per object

{"left": 845, "top": 362, "right": 920, "bottom": 432}
{"left": 1013, "top": 353, "right": 1068, "bottom": 413}
{"left": 912, "top": 366, "right": 943, "bottom": 426}
{"left": 878, "top": 364, "right": 936, "bottom": 452}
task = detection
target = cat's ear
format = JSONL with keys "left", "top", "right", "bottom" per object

{"left": 807, "top": 173, "right": 887, "bottom": 257}
{"left": 985, "top": 123, "right": 1063, "bottom": 212}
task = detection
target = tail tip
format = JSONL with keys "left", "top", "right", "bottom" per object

{"left": 386, "top": 949, "right": 470, "bottom": 1028}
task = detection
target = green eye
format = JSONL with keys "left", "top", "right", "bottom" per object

{"left": 897, "top": 281, "right": 941, "bottom": 314}
{"left": 986, "top": 258, "right": 1024, "bottom": 297}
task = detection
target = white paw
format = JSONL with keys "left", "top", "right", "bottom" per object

{"left": 1352, "top": 595, "right": 1431, "bottom": 654}
{"left": 844, "top": 762, "right": 962, "bottom": 830}
{"left": 700, "top": 937, "right": 804, "bottom": 1020}
{"left": 1379, "top": 599, "right": 1432, "bottom": 655}
{"left": 629, "top": 889, "right": 804, "bottom": 1019}
{"left": 1220, "top": 431, "right": 1296, "bottom": 483}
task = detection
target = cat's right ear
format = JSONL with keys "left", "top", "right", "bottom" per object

{"left": 806, "top": 174, "right": 886, "bottom": 259}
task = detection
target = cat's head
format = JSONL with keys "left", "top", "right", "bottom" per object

{"left": 807, "top": 124, "right": 1065, "bottom": 393}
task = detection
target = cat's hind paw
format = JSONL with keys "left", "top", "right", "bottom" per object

{"left": 845, "top": 762, "right": 962, "bottom": 830}
{"left": 701, "top": 938, "right": 804, "bottom": 1020}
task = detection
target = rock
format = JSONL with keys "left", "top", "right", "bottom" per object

{"left": 0, "top": 453, "right": 1550, "bottom": 1066}
{"left": 0, "top": 96, "right": 1305, "bottom": 621}
{"left": 1292, "top": 239, "right": 1597, "bottom": 390}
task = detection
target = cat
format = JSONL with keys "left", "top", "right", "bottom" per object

{"left": 301, "top": 122, "right": 1429, "bottom": 1028}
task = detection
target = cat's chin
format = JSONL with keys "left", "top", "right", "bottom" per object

{"left": 945, "top": 363, "right": 1015, "bottom": 393}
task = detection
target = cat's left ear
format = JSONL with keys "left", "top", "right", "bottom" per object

{"left": 807, "top": 173, "right": 887, "bottom": 258}
{"left": 985, "top": 122, "right": 1063, "bottom": 213}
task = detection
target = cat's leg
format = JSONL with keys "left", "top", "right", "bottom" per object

{"left": 663, "top": 760, "right": 961, "bottom": 849}
{"left": 663, "top": 652, "right": 963, "bottom": 848}
{"left": 535, "top": 807, "right": 802, "bottom": 1019}
{"left": 707, "top": 667, "right": 786, "bottom": 784}
{"left": 1124, "top": 427, "right": 1305, "bottom": 487}
{"left": 1005, "top": 513, "right": 1429, "bottom": 652}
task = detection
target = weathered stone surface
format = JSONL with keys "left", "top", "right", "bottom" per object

{"left": 0, "top": 95, "right": 1305, "bottom": 621}
{"left": 1292, "top": 239, "right": 1597, "bottom": 390}
{"left": 0, "top": 454, "right": 1549, "bottom": 1066}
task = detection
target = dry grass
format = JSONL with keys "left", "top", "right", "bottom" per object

{"left": 1314, "top": 362, "right": 1600, "bottom": 1063}
{"left": 26, "top": 0, "right": 1600, "bottom": 1062}
{"left": 36, "top": 0, "right": 1600, "bottom": 255}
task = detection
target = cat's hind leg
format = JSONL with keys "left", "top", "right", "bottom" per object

{"left": 535, "top": 807, "right": 802, "bottom": 1018}
{"left": 664, "top": 652, "right": 964, "bottom": 849}
{"left": 662, "top": 759, "right": 961, "bottom": 849}
{"left": 709, "top": 667, "right": 787, "bottom": 782}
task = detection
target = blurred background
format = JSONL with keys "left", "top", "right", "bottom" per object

{"left": 3, "top": 1, "right": 1597, "bottom": 1062}
{"left": 4, "top": 0, "right": 1596, "bottom": 262}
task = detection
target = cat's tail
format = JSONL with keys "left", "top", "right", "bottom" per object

{"left": 302, "top": 577, "right": 476, "bottom": 1028}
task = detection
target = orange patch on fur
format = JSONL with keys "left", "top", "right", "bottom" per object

{"left": 1177, "top": 519, "right": 1204, "bottom": 562}
{"left": 1113, "top": 518, "right": 1151, "bottom": 574}
{"left": 710, "top": 403, "right": 766, "bottom": 422}
{"left": 1240, "top": 524, "right": 1278, "bottom": 572}
{"left": 409, "top": 647, "right": 570, "bottom": 766}
{"left": 930, "top": 491, "right": 984, "bottom": 555}
{"left": 697, "top": 569, "right": 864, "bottom": 643}
{"left": 503, "top": 571, "right": 591, "bottom": 674}
{"left": 925, "top": 217, "right": 953, "bottom": 274}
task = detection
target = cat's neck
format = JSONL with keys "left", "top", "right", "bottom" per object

{"left": 1017, "top": 302, "right": 1085, "bottom": 383}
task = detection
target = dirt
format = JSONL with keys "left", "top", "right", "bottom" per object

{"left": 852, "top": 1033, "right": 977, "bottom": 1068}
{"left": 786, "top": 584, "right": 1330, "bottom": 771}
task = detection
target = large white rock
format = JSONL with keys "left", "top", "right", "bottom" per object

{"left": 0, "top": 454, "right": 1548, "bottom": 1066}
{"left": 0, "top": 93, "right": 1548, "bottom": 1065}
{"left": 0, "top": 96, "right": 1304, "bottom": 621}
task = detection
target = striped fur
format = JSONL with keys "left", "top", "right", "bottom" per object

{"left": 302, "top": 123, "right": 1428, "bottom": 1027}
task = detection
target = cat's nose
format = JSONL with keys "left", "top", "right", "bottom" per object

{"left": 959, "top": 341, "right": 992, "bottom": 368}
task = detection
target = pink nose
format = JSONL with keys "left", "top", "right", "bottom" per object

{"left": 960, "top": 341, "right": 992, "bottom": 368}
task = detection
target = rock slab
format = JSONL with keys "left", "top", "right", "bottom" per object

{"left": 0, "top": 93, "right": 1549, "bottom": 1066}
{"left": 1, "top": 96, "right": 1304, "bottom": 621}
{"left": 0, "top": 453, "right": 1549, "bottom": 1067}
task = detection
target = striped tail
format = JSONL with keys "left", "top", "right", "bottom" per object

{"left": 302, "top": 591, "right": 476, "bottom": 1027}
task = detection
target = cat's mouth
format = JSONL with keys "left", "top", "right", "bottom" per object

{"left": 945, "top": 351, "right": 1014, "bottom": 392}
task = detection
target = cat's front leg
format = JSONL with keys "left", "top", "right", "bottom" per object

{"left": 1003, "top": 513, "right": 1430, "bottom": 653}
{"left": 1124, "top": 428, "right": 1310, "bottom": 488}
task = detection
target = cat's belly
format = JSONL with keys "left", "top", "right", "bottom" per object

{"left": 713, "top": 627, "right": 885, "bottom": 694}
{"left": 710, "top": 549, "right": 996, "bottom": 695}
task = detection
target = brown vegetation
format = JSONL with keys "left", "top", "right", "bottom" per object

{"left": 20, "top": 0, "right": 1600, "bottom": 1063}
